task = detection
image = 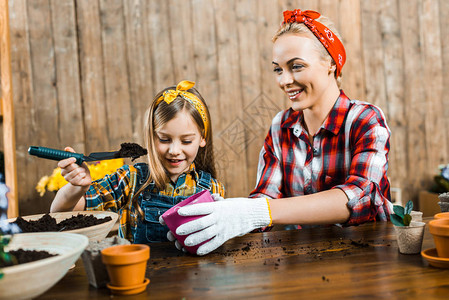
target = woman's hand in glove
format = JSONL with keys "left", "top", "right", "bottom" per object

{"left": 175, "top": 195, "right": 272, "bottom": 256}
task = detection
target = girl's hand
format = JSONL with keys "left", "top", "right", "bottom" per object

{"left": 58, "top": 147, "right": 92, "bottom": 188}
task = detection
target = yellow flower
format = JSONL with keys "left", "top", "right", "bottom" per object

{"left": 36, "top": 175, "right": 49, "bottom": 197}
{"left": 35, "top": 159, "right": 125, "bottom": 196}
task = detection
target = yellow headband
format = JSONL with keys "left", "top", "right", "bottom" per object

{"left": 155, "top": 80, "right": 209, "bottom": 136}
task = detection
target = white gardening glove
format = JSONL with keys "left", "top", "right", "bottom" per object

{"left": 159, "top": 215, "right": 186, "bottom": 252}
{"left": 158, "top": 193, "right": 225, "bottom": 253}
{"left": 175, "top": 195, "right": 272, "bottom": 256}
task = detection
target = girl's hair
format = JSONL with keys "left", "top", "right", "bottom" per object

{"left": 132, "top": 85, "right": 216, "bottom": 216}
{"left": 272, "top": 14, "right": 343, "bottom": 88}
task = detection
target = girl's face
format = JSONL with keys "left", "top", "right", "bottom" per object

{"left": 154, "top": 109, "right": 206, "bottom": 182}
{"left": 272, "top": 34, "right": 335, "bottom": 111}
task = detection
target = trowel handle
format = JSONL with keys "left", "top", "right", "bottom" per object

{"left": 28, "top": 146, "right": 85, "bottom": 165}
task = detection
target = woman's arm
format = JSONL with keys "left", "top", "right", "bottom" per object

{"left": 269, "top": 188, "right": 350, "bottom": 225}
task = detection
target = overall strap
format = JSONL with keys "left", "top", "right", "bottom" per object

{"left": 133, "top": 163, "right": 150, "bottom": 188}
{"left": 197, "top": 170, "right": 212, "bottom": 190}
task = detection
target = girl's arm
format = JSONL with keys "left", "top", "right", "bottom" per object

{"left": 50, "top": 183, "right": 86, "bottom": 212}
{"left": 50, "top": 147, "right": 92, "bottom": 212}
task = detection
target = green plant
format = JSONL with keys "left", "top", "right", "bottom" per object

{"left": 0, "top": 235, "right": 15, "bottom": 279}
{"left": 390, "top": 200, "right": 413, "bottom": 227}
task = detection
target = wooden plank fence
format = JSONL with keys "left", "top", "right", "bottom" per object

{"left": 0, "top": 0, "right": 448, "bottom": 215}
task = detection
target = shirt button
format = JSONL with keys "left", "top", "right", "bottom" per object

{"left": 313, "top": 148, "right": 319, "bottom": 156}
{"left": 293, "top": 128, "right": 300, "bottom": 136}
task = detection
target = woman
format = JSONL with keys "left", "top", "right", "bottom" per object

{"left": 164, "top": 9, "right": 392, "bottom": 255}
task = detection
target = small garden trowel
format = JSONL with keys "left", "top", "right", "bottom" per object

{"left": 28, "top": 146, "right": 131, "bottom": 165}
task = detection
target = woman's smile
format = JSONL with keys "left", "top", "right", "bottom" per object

{"left": 286, "top": 88, "right": 304, "bottom": 100}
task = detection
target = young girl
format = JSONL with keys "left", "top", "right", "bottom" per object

{"left": 50, "top": 80, "right": 225, "bottom": 243}
{"left": 171, "top": 9, "right": 392, "bottom": 256}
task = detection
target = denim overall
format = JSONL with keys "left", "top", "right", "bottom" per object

{"left": 132, "top": 163, "right": 212, "bottom": 244}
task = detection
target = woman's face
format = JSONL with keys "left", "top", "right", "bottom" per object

{"left": 154, "top": 109, "right": 206, "bottom": 182}
{"left": 272, "top": 33, "right": 335, "bottom": 111}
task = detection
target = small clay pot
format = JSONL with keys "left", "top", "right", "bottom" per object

{"left": 394, "top": 221, "right": 426, "bottom": 254}
{"left": 429, "top": 218, "right": 449, "bottom": 258}
{"left": 101, "top": 244, "right": 150, "bottom": 288}
{"left": 434, "top": 212, "right": 449, "bottom": 219}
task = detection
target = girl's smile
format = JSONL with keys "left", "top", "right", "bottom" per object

{"left": 167, "top": 159, "right": 184, "bottom": 166}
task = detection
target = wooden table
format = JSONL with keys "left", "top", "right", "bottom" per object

{"left": 37, "top": 219, "right": 449, "bottom": 299}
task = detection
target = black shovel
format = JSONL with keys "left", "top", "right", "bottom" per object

{"left": 28, "top": 144, "right": 147, "bottom": 165}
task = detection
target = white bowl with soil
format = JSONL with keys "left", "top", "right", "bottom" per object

{"left": 8, "top": 210, "right": 119, "bottom": 242}
{"left": 0, "top": 232, "right": 88, "bottom": 300}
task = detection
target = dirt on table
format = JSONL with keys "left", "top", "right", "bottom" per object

{"left": 0, "top": 249, "right": 57, "bottom": 268}
{"left": 11, "top": 213, "right": 112, "bottom": 232}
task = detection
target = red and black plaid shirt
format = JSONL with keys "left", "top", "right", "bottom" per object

{"left": 250, "top": 91, "right": 392, "bottom": 226}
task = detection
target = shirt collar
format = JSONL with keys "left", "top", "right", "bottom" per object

{"left": 187, "top": 162, "right": 196, "bottom": 174}
{"left": 167, "top": 163, "right": 197, "bottom": 186}
{"left": 178, "top": 162, "right": 196, "bottom": 179}
{"left": 281, "top": 90, "right": 350, "bottom": 136}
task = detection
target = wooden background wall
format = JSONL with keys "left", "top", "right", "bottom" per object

{"left": 1, "top": 0, "right": 448, "bottom": 215}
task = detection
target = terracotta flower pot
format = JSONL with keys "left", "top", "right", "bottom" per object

{"left": 434, "top": 212, "right": 449, "bottom": 219}
{"left": 101, "top": 244, "right": 150, "bottom": 294}
{"left": 429, "top": 218, "right": 449, "bottom": 258}
{"left": 394, "top": 221, "right": 426, "bottom": 254}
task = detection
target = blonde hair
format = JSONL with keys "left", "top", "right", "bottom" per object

{"left": 273, "top": 14, "right": 343, "bottom": 87}
{"left": 132, "top": 85, "right": 217, "bottom": 216}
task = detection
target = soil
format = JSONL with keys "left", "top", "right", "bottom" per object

{"left": 114, "top": 142, "right": 147, "bottom": 161}
{"left": 0, "top": 249, "right": 57, "bottom": 268}
{"left": 11, "top": 213, "right": 112, "bottom": 232}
